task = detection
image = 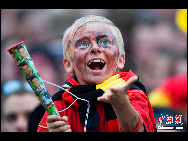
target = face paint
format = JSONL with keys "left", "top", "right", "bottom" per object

{"left": 68, "top": 23, "right": 123, "bottom": 85}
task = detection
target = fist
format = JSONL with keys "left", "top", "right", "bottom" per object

{"left": 46, "top": 115, "right": 72, "bottom": 132}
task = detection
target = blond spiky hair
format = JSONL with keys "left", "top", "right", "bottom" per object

{"left": 62, "top": 15, "right": 125, "bottom": 60}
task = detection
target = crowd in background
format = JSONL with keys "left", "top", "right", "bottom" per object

{"left": 1, "top": 9, "right": 187, "bottom": 132}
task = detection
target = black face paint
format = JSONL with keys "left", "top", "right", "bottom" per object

{"left": 74, "top": 32, "right": 115, "bottom": 51}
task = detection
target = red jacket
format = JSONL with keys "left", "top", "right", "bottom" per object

{"left": 38, "top": 70, "right": 156, "bottom": 132}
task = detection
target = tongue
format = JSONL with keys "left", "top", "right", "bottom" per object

{"left": 88, "top": 62, "right": 105, "bottom": 70}
{"left": 92, "top": 66, "right": 101, "bottom": 70}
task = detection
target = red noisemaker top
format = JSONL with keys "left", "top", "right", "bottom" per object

{"left": 7, "top": 41, "right": 24, "bottom": 51}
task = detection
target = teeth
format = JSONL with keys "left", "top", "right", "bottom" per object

{"left": 93, "top": 59, "right": 100, "bottom": 62}
{"left": 88, "top": 59, "right": 105, "bottom": 65}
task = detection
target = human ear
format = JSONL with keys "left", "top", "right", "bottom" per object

{"left": 117, "top": 53, "right": 125, "bottom": 70}
{"left": 63, "top": 58, "right": 74, "bottom": 74}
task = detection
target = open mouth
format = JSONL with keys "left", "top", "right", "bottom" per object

{"left": 87, "top": 59, "right": 106, "bottom": 70}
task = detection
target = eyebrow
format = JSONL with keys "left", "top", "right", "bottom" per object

{"left": 95, "top": 33, "right": 114, "bottom": 45}
{"left": 74, "top": 36, "right": 88, "bottom": 47}
{"left": 93, "top": 32, "right": 114, "bottom": 40}
{"left": 95, "top": 34, "right": 113, "bottom": 41}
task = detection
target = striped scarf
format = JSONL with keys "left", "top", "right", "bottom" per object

{"left": 52, "top": 70, "right": 146, "bottom": 131}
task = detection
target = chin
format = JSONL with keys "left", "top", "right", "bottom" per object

{"left": 86, "top": 75, "right": 109, "bottom": 85}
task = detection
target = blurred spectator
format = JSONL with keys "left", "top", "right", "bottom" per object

{"left": 149, "top": 74, "right": 187, "bottom": 126}
{"left": 1, "top": 80, "right": 40, "bottom": 132}
{"left": 130, "top": 20, "right": 187, "bottom": 92}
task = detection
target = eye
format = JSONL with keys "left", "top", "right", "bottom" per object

{"left": 77, "top": 39, "right": 90, "bottom": 49}
{"left": 81, "top": 42, "right": 89, "bottom": 47}
{"left": 101, "top": 40, "right": 109, "bottom": 46}
{"left": 99, "top": 39, "right": 111, "bottom": 46}
{"left": 6, "top": 114, "right": 17, "bottom": 123}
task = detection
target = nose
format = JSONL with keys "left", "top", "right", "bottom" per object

{"left": 16, "top": 115, "right": 27, "bottom": 132}
{"left": 90, "top": 42, "right": 102, "bottom": 55}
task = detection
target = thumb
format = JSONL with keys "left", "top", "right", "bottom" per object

{"left": 60, "top": 116, "right": 68, "bottom": 123}
{"left": 124, "top": 76, "right": 138, "bottom": 88}
{"left": 109, "top": 76, "right": 138, "bottom": 93}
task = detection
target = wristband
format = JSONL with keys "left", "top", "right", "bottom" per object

{"left": 131, "top": 114, "right": 142, "bottom": 132}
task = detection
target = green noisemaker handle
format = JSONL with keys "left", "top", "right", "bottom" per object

{"left": 7, "top": 41, "right": 60, "bottom": 116}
